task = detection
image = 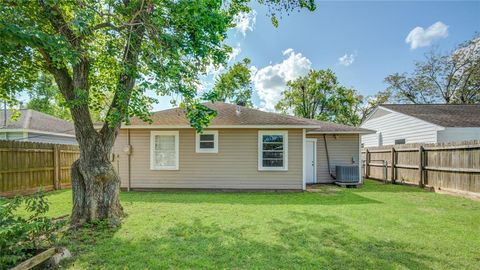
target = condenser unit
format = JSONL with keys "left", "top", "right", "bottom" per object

{"left": 335, "top": 165, "right": 359, "bottom": 183}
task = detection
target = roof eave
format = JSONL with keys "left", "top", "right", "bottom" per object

{"left": 306, "top": 130, "right": 376, "bottom": 135}
{"left": 117, "top": 124, "right": 323, "bottom": 129}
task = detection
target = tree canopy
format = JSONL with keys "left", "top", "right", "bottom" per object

{"left": 275, "top": 69, "right": 364, "bottom": 126}
{"left": 385, "top": 35, "right": 480, "bottom": 104}
{"left": 211, "top": 58, "right": 253, "bottom": 106}
{"left": 24, "top": 73, "right": 71, "bottom": 120}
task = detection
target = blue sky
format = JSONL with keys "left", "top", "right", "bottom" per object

{"left": 155, "top": 0, "right": 480, "bottom": 111}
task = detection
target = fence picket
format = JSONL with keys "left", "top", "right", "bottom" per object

{"left": 362, "top": 140, "right": 480, "bottom": 194}
{"left": 0, "top": 140, "right": 79, "bottom": 197}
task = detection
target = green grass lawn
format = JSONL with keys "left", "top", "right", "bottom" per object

{"left": 39, "top": 180, "right": 480, "bottom": 269}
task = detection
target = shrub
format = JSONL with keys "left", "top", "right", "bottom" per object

{"left": 0, "top": 192, "right": 66, "bottom": 269}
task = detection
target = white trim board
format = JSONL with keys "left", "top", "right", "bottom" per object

{"left": 306, "top": 131, "right": 374, "bottom": 135}
{"left": 119, "top": 124, "right": 322, "bottom": 129}
{"left": 196, "top": 130, "right": 219, "bottom": 153}
{"left": 258, "top": 130, "right": 288, "bottom": 171}
{"left": 305, "top": 138, "right": 317, "bottom": 184}
{"left": 302, "top": 129, "right": 306, "bottom": 190}
{"left": 150, "top": 131, "right": 180, "bottom": 170}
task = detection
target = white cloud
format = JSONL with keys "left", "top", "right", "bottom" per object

{"left": 252, "top": 49, "right": 312, "bottom": 111}
{"left": 228, "top": 46, "right": 242, "bottom": 62}
{"left": 405, "top": 21, "right": 449, "bottom": 49}
{"left": 234, "top": 10, "right": 257, "bottom": 36}
{"left": 338, "top": 53, "right": 355, "bottom": 66}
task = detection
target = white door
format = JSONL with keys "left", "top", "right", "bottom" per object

{"left": 306, "top": 139, "right": 316, "bottom": 184}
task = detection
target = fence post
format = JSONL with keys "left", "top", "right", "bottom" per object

{"left": 365, "top": 149, "right": 370, "bottom": 178}
{"left": 391, "top": 147, "right": 396, "bottom": 183}
{"left": 53, "top": 145, "right": 60, "bottom": 190}
{"left": 418, "top": 146, "right": 424, "bottom": 188}
{"left": 383, "top": 160, "right": 388, "bottom": 183}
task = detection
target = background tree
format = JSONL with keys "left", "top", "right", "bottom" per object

{"left": 25, "top": 74, "right": 71, "bottom": 120}
{"left": 385, "top": 35, "right": 480, "bottom": 104}
{"left": 0, "top": 0, "right": 315, "bottom": 226}
{"left": 359, "top": 89, "right": 391, "bottom": 123}
{"left": 212, "top": 58, "right": 253, "bottom": 106}
{"left": 275, "top": 69, "right": 363, "bottom": 126}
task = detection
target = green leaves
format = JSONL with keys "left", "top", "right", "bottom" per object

{"left": 183, "top": 102, "right": 218, "bottom": 133}
{"left": 276, "top": 69, "right": 363, "bottom": 126}
{"left": 0, "top": 0, "right": 316, "bottom": 134}
{"left": 0, "top": 192, "right": 65, "bottom": 269}
{"left": 211, "top": 57, "right": 253, "bottom": 107}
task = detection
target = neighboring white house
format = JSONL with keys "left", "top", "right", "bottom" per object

{"left": 0, "top": 109, "right": 77, "bottom": 145}
{"left": 361, "top": 104, "right": 480, "bottom": 147}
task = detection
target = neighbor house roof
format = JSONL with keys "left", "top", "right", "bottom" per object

{"left": 123, "top": 102, "right": 373, "bottom": 133}
{"left": 380, "top": 104, "right": 480, "bottom": 127}
{"left": 0, "top": 109, "right": 75, "bottom": 136}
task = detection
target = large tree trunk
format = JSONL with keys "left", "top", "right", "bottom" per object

{"left": 36, "top": 0, "right": 147, "bottom": 228}
{"left": 70, "top": 136, "right": 124, "bottom": 227}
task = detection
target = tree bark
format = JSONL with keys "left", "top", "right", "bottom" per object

{"left": 71, "top": 149, "right": 124, "bottom": 227}
{"left": 37, "top": 0, "right": 149, "bottom": 227}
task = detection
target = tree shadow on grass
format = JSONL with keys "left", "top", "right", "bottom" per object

{"left": 61, "top": 213, "right": 447, "bottom": 269}
{"left": 120, "top": 189, "right": 381, "bottom": 206}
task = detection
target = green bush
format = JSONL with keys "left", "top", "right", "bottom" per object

{"left": 0, "top": 192, "right": 66, "bottom": 269}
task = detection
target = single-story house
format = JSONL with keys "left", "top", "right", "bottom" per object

{"left": 360, "top": 104, "right": 480, "bottom": 147}
{"left": 112, "top": 102, "right": 373, "bottom": 191}
{"left": 0, "top": 109, "right": 77, "bottom": 145}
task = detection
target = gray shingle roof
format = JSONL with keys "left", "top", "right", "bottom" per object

{"left": 126, "top": 102, "right": 372, "bottom": 133}
{"left": 380, "top": 104, "right": 480, "bottom": 127}
{"left": 0, "top": 109, "right": 75, "bottom": 135}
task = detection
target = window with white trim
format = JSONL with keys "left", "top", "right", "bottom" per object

{"left": 258, "top": 131, "right": 288, "bottom": 171}
{"left": 196, "top": 130, "right": 218, "bottom": 153}
{"left": 150, "top": 131, "right": 179, "bottom": 170}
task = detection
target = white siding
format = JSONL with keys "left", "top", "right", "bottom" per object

{"left": 361, "top": 108, "right": 441, "bottom": 147}
{"left": 437, "top": 128, "right": 480, "bottom": 143}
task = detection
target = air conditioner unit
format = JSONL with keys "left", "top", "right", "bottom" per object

{"left": 335, "top": 165, "right": 359, "bottom": 183}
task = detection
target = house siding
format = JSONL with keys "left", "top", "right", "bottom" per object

{"left": 113, "top": 128, "right": 304, "bottom": 190}
{"left": 306, "top": 134, "right": 360, "bottom": 183}
{"left": 361, "top": 108, "right": 440, "bottom": 147}
{"left": 437, "top": 127, "right": 480, "bottom": 143}
{"left": 0, "top": 132, "right": 26, "bottom": 140}
{"left": 27, "top": 132, "right": 77, "bottom": 145}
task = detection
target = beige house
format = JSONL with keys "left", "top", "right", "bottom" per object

{"left": 112, "top": 102, "right": 373, "bottom": 191}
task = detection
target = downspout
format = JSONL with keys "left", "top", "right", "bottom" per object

{"left": 127, "top": 129, "right": 131, "bottom": 192}
{"left": 323, "top": 134, "right": 336, "bottom": 180}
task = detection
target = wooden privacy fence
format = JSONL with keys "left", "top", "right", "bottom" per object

{"left": 362, "top": 140, "right": 480, "bottom": 195}
{"left": 0, "top": 140, "right": 79, "bottom": 197}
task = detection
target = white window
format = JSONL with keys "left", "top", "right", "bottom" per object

{"left": 196, "top": 130, "right": 218, "bottom": 153}
{"left": 258, "top": 131, "right": 288, "bottom": 171}
{"left": 150, "top": 131, "right": 179, "bottom": 170}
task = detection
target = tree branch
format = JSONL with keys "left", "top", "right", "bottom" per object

{"left": 38, "top": 0, "right": 80, "bottom": 48}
